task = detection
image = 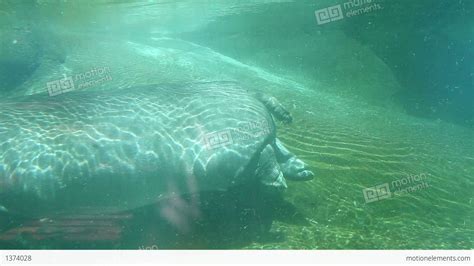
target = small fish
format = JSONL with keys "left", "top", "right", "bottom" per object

{"left": 0, "top": 205, "right": 8, "bottom": 213}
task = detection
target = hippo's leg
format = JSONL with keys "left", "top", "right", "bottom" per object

{"left": 255, "top": 144, "right": 288, "bottom": 191}
{"left": 255, "top": 93, "right": 293, "bottom": 123}
{"left": 272, "top": 138, "right": 314, "bottom": 181}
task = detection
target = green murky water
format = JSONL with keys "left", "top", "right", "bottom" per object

{"left": 0, "top": 0, "right": 472, "bottom": 249}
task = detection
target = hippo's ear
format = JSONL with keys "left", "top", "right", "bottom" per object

{"left": 254, "top": 93, "right": 293, "bottom": 124}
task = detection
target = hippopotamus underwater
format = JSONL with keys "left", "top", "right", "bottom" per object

{"left": 0, "top": 81, "right": 313, "bottom": 221}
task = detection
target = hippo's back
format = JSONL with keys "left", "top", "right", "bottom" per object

{"left": 0, "top": 82, "right": 275, "bottom": 216}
